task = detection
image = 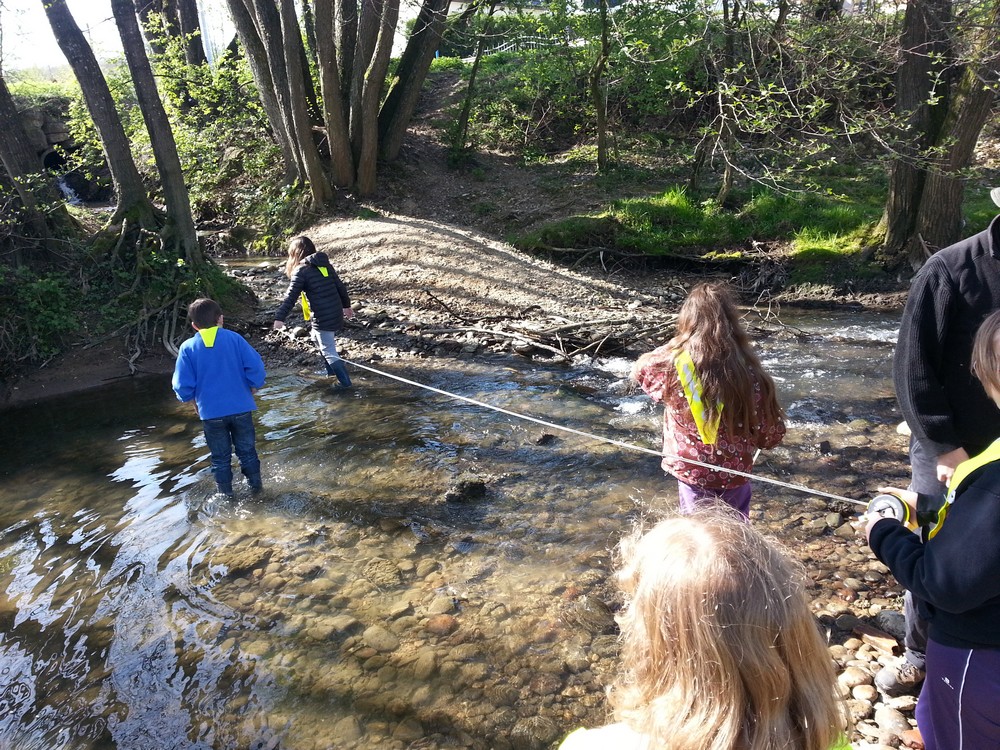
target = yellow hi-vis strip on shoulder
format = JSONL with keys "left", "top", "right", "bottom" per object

{"left": 197, "top": 326, "right": 219, "bottom": 347}
{"left": 674, "top": 350, "right": 723, "bottom": 445}
{"left": 298, "top": 267, "right": 330, "bottom": 322}
{"left": 930, "top": 437, "right": 1000, "bottom": 539}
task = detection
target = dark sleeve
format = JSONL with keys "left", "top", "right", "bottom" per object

{"left": 892, "top": 263, "right": 960, "bottom": 455}
{"left": 274, "top": 269, "right": 307, "bottom": 322}
{"left": 871, "top": 480, "right": 1000, "bottom": 613}
{"left": 330, "top": 269, "right": 351, "bottom": 308}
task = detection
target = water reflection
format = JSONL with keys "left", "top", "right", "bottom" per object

{"left": 0, "top": 309, "right": 901, "bottom": 749}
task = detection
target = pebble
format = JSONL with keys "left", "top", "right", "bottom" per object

{"left": 362, "top": 625, "right": 400, "bottom": 652}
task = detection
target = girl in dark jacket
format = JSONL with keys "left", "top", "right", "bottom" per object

{"left": 273, "top": 236, "right": 354, "bottom": 387}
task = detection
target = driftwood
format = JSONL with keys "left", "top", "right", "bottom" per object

{"left": 412, "top": 287, "right": 807, "bottom": 361}
{"left": 418, "top": 308, "right": 680, "bottom": 360}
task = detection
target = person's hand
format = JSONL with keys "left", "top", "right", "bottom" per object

{"left": 856, "top": 488, "right": 915, "bottom": 542}
{"left": 344, "top": 307, "right": 355, "bottom": 319}
{"left": 273, "top": 320, "right": 286, "bottom": 331}
{"left": 936, "top": 447, "right": 969, "bottom": 484}
{"left": 864, "top": 511, "right": 897, "bottom": 542}
{"left": 877, "top": 486, "right": 917, "bottom": 511}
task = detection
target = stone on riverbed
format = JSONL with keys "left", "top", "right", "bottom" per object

{"left": 213, "top": 543, "right": 273, "bottom": 579}
{"left": 444, "top": 474, "right": 488, "bottom": 503}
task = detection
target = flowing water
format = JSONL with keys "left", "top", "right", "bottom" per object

{"left": 0, "top": 309, "right": 901, "bottom": 750}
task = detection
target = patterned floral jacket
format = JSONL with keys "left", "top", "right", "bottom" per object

{"left": 634, "top": 345, "right": 786, "bottom": 490}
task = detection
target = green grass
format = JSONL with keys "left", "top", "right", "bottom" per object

{"left": 513, "top": 167, "right": 899, "bottom": 285}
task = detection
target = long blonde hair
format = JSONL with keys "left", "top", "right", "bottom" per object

{"left": 610, "top": 511, "right": 843, "bottom": 750}
{"left": 284, "top": 235, "right": 317, "bottom": 278}
{"left": 637, "top": 283, "right": 783, "bottom": 437}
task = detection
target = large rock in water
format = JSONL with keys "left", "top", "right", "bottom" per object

{"left": 444, "top": 474, "right": 488, "bottom": 503}
{"left": 213, "top": 543, "right": 273, "bottom": 579}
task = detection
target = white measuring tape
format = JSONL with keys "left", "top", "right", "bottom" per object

{"left": 338, "top": 358, "right": 867, "bottom": 508}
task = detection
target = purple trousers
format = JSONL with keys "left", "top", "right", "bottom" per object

{"left": 676, "top": 480, "right": 752, "bottom": 519}
{"left": 916, "top": 638, "right": 1000, "bottom": 749}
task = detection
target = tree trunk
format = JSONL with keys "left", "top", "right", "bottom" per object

{"left": 279, "top": 0, "right": 332, "bottom": 205}
{"left": 878, "top": 0, "right": 952, "bottom": 269}
{"left": 246, "top": 0, "right": 306, "bottom": 180}
{"left": 176, "top": 0, "right": 209, "bottom": 66}
{"left": 354, "top": 0, "right": 399, "bottom": 196}
{"left": 337, "top": 0, "right": 358, "bottom": 116}
{"left": 378, "top": 0, "right": 449, "bottom": 161}
{"left": 0, "top": 75, "right": 63, "bottom": 262}
{"left": 43, "top": 0, "right": 154, "bottom": 222}
{"left": 907, "top": 0, "right": 1000, "bottom": 264}
{"left": 110, "top": 0, "right": 201, "bottom": 263}
{"left": 454, "top": 3, "right": 496, "bottom": 152}
{"left": 225, "top": 0, "right": 298, "bottom": 182}
{"left": 589, "top": 0, "right": 610, "bottom": 171}
{"left": 349, "top": 0, "right": 382, "bottom": 162}
{"left": 302, "top": 0, "right": 319, "bottom": 70}
{"left": 911, "top": 74, "right": 997, "bottom": 259}
{"left": 134, "top": 0, "right": 168, "bottom": 55}
{"left": 315, "top": 0, "right": 355, "bottom": 186}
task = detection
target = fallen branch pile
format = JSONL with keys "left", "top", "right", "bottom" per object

{"left": 419, "top": 311, "right": 679, "bottom": 362}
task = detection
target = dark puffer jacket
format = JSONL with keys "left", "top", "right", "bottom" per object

{"left": 274, "top": 252, "right": 351, "bottom": 332}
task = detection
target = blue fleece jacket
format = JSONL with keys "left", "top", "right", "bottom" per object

{"left": 172, "top": 326, "right": 266, "bottom": 420}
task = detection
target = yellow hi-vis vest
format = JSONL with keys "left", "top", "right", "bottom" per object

{"left": 929, "top": 437, "right": 1000, "bottom": 539}
{"left": 674, "top": 350, "right": 723, "bottom": 445}
{"left": 197, "top": 326, "right": 219, "bottom": 347}
{"left": 299, "top": 266, "right": 330, "bottom": 321}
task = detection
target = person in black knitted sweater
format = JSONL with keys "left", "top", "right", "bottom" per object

{"left": 273, "top": 236, "right": 354, "bottom": 388}
{"left": 879, "top": 193, "right": 1000, "bottom": 696}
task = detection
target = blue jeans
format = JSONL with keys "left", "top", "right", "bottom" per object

{"left": 202, "top": 411, "right": 261, "bottom": 494}
{"left": 311, "top": 329, "right": 351, "bottom": 386}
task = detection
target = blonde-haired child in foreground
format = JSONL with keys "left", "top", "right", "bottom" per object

{"left": 559, "top": 511, "right": 848, "bottom": 750}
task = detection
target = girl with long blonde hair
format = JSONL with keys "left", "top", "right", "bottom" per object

{"left": 559, "top": 511, "right": 847, "bottom": 750}
{"left": 632, "top": 283, "right": 785, "bottom": 517}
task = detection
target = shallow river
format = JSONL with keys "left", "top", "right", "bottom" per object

{"left": 0, "top": 309, "right": 900, "bottom": 750}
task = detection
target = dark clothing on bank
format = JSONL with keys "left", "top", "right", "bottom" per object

{"left": 893, "top": 216, "right": 1000, "bottom": 458}
{"left": 274, "top": 252, "right": 351, "bottom": 332}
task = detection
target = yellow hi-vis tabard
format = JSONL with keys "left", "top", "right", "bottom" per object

{"left": 674, "top": 350, "right": 723, "bottom": 445}
{"left": 929, "top": 437, "right": 1000, "bottom": 539}
{"left": 197, "top": 326, "right": 219, "bottom": 347}
{"left": 299, "top": 266, "right": 330, "bottom": 322}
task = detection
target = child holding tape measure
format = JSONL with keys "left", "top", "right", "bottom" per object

{"left": 865, "top": 308, "right": 1000, "bottom": 749}
{"left": 273, "top": 236, "right": 354, "bottom": 388}
{"left": 632, "top": 283, "right": 786, "bottom": 518}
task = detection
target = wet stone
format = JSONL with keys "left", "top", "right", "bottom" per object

{"left": 425, "top": 614, "right": 458, "bottom": 635}
{"left": 214, "top": 544, "right": 273, "bottom": 579}
{"left": 412, "top": 650, "right": 437, "bottom": 680}
{"left": 363, "top": 625, "right": 400, "bottom": 652}
{"left": 510, "top": 716, "right": 560, "bottom": 749}
{"left": 443, "top": 474, "right": 488, "bottom": 503}
{"left": 362, "top": 558, "right": 402, "bottom": 587}
{"left": 427, "top": 596, "right": 455, "bottom": 615}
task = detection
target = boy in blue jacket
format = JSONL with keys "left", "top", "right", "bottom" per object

{"left": 172, "top": 298, "right": 267, "bottom": 496}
